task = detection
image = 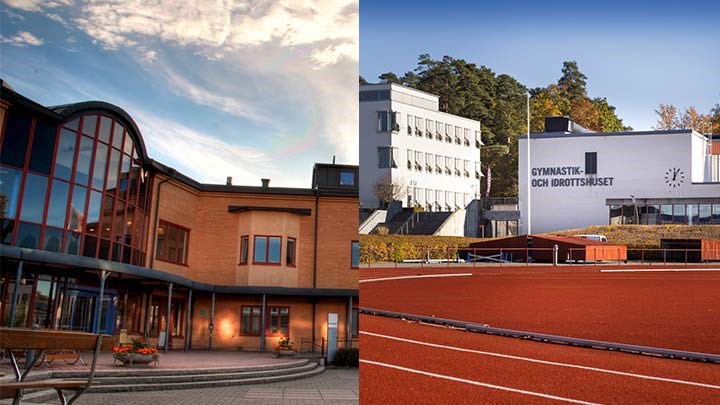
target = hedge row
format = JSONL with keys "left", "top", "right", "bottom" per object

{"left": 554, "top": 225, "right": 720, "bottom": 249}
{"left": 359, "top": 234, "right": 485, "bottom": 263}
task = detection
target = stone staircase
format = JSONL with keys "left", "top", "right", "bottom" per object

{"left": 3, "top": 359, "right": 323, "bottom": 403}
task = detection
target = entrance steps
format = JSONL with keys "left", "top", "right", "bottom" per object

{"left": 3, "top": 359, "right": 323, "bottom": 403}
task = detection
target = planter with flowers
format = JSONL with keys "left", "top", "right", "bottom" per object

{"left": 273, "top": 337, "right": 297, "bottom": 358}
{"left": 113, "top": 338, "right": 160, "bottom": 366}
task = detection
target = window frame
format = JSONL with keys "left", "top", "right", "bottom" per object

{"left": 286, "top": 237, "right": 296, "bottom": 267}
{"left": 155, "top": 220, "right": 190, "bottom": 266}
{"left": 240, "top": 305, "right": 263, "bottom": 336}
{"left": 351, "top": 240, "right": 360, "bottom": 269}
{"left": 266, "top": 306, "right": 291, "bottom": 337}
{"left": 239, "top": 235, "right": 249, "bottom": 264}
{"left": 253, "top": 235, "right": 282, "bottom": 265}
{"left": 585, "top": 152, "right": 598, "bottom": 175}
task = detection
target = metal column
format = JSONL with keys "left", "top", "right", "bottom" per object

{"left": 92, "top": 270, "right": 108, "bottom": 334}
{"left": 346, "top": 296, "right": 353, "bottom": 341}
{"left": 164, "top": 282, "right": 173, "bottom": 353}
{"left": 260, "top": 294, "right": 267, "bottom": 353}
{"left": 184, "top": 289, "right": 193, "bottom": 352}
{"left": 209, "top": 292, "right": 215, "bottom": 351}
{"left": 8, "top": 261, "right": 23, "bottom": 327}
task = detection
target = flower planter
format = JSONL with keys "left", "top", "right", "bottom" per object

{"left": 275, "top": 349, "right": 297, "bottom": 358}
{"left": 115, "top": 353, "right": 158, "bottom": 366}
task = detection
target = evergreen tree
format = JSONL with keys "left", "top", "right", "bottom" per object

{"left": 557, "top": 61, "right": 587, "bottom": 103}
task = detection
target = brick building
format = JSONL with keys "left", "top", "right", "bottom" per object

{"left": 0, "top": 81, "right": 359, "bottom": 352}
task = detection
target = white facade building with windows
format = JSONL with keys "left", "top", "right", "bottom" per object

{"left": 360, "top": 83, "right": 482, "bottom": 211}
{"left": 519, "top": 117, "right": 720, "bottom": 234}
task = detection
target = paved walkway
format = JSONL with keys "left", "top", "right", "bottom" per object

{"left": 67, "top": 368, "right": 358, "bottom": 405}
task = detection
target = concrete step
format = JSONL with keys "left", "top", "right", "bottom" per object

{"left": 89, "top": 365, "right": 325, "bottom": 393}
{"left": 1, "top": 359, "right": 324, "bottom": 403}
{"left": 89, "top": 362, "right": 319, "bottom": 385}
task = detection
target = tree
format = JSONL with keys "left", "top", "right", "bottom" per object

{"left": 654, "top": 104, "right": 681, "bottom": 130}
{"left": 711, "top": 103, "right": 720, "bottom": 135}
{"left": 378, "top": 72, "right": 401, "bottom": 84}
{"left": 359, "top": 76, "right": 368, "bottom": 85}
{"left": 557, "top": 61, "right": 587, "bottom": 103}
{"left": 372, "top": 175, "right": 406, "bottom": 208}
{"left": 569, "top": 98, "right": 601, "bottom": 131}
{"left": 529, "top": 86, "right": 562, "bottom": 132}
{"left": 593, "top": 98, "right": 627, "bottom": 132}
{"left": 681, "top": 106, "right": 713, "bottom": 134}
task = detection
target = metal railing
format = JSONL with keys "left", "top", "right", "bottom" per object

{"left": 361, "top": 246, "right": 720, "bottom": 268}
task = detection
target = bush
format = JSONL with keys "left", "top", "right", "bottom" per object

{"left": 359, "top": 234, "right": 486, "bottom": 263}
{"left": 332, "top": 348, "right": 359, "bottom": 367}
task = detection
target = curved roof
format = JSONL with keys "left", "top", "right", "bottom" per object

{"left": 49, "top": 101, "right": 151, "bottom": 165}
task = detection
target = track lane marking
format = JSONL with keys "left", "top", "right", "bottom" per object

{"left": 361, "top": 331, "right": 720, "bottom": 390}
{"left": 360, "top": 273, "right": 473, "bottom": 283}
{"left": 600, "top": 268, "right": 720, "bottom": 273}
{"left": 361, "top": 359, "right": 600, "bottom": 404}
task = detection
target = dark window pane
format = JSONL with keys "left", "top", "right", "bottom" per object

{"left": 98, "top": 116, "right": 112, "bottom": 143}
{"left": 28, "top": 120, "right": 57, "bottom": 175}
{"left": 156, "top": 223, "right": 166, "bottom": 259}
{"left": 15, "top": 221, "right": 41, "bottom": 249}
{"left": 286, "top": 239, "right": 295, "bottom": 265}
{"left": 100, "top": 196, "right": 115, "bottom": 238}
{"left": 176, "top": 230, "right": 186, "bottom": 264}
{"left": 98, "top": 238, "right": 110, "bottom": 260}
{"left": 166, "top": 225, "right": 178, "bottom": 261}
{"left": 92, "top": 142, "right": 108, "bottom": 190}
{"left": 0, "top": 166, "right": 22, "bottom": 218}
{"left": 106, "top": 149, "right": 121, "bottom": 191}
{"left": 132, "top": 208, "right": 144, "bottom": 249}
{"left": 19, "top": 173, "right": 47, "bottom": 222}
{"left": 124, "top": 206, "right": 135, "bottom": 246}
{"left": 46, "top": 180, "right": 69, "bottom": 228}
{"left": 340, "top": 171, "right": 355, "bottom": 185}
{"left": 82, "top": 115, "right": 97, "bottom": 137}
{"left": 268, "top": 237, "right": 281, "bottom": 263}
{"left": 113, "top": 200, "right": 126, "bottom": 243}
{"left": 112, "top": 242, "right": 121, "bottom": 262}
{"left": 254, "top": 236, "right": 267, "bottom": 262}
{"left": 240, "top": 237, "right": 248, "bottom": 263}
{"left": 118, "top": 154, "right": 131, "bottom": 198}
{"left": 69, "top": 185, "right": 87, "bottom": 232}
{"left": 64, "top": 118, "right": 79, "bottom": 131}
{"left": 1, "top": 219, "right": 14, "bottom": 244}
{"left": 86, "top": 190, "right": 102, "bottom": 234}
{"left": 112, "top": 122, "right": 124, "bottom": 149}
{"left": 53, "top": 129, "right": 77, "bottom": 180}
{"left": 351, "top": 241, "right": 359, "bottom": 267}
{"left": 0, "top": 109, "right": 32, "bottom": 168}
{"left": 121, "top": 245, "right": 131, "bottom": 263}
{"left": 251, "top": 307, "right": 260, "bottom": 334}
{"left": 82, "top": 235, "right": 97, "bottom": 257}
{"left": 585, "top": 152, "right": 597, "bottom": 175}
{"left": 43, "top": 226, "right": 63, "bottom": 252}
{"left": 65, "top": 231, "right": 81, "bottom": 255}
{"left": 75, "top": 136, "right": 93, "bottom": 186}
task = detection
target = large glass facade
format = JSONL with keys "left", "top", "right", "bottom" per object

{"left": 0, "top": 108, "right": 150, "bottom": 266}
{"left": 610, "top": 202, "right": 720, "bottom": 225}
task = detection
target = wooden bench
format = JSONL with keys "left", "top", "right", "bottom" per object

{"left": 0, "top": 328, "right": 112, "bottom": 405}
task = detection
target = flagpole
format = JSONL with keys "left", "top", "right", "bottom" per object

{"left": 526, "top": 92, "right": 531, "bottom": 235}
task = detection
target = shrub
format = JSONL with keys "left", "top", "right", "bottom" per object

{"left": 332, "top": 348, "right": 359, "bottom": 367}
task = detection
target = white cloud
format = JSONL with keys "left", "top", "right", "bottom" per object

{"left": 1, "top": 0, "right": 71, "bottom": 12}
{"left": 131, "top": 109, "right": 283, "bottom": 186}
{"left": 1, "top": 31, "right": 43, "bottom": 46}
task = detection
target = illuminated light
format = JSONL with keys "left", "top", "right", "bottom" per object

{"left": 127, "top": 220, "right": 132, "bottom": 225}
{"left": 105, "top": 227, "right": 110, "bottom": 231}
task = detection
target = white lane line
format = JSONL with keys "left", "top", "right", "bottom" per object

{"left": 361, "top": 359, "right": 600, "bottom": 404}
{"left": 360, "top": 273, "right": 473, "bottom": 283}
{"left": 600, "top": 268, "right": 720, "bottom": 273}
{"left": 361, "top": 331, "right": 720, "bottom": 390}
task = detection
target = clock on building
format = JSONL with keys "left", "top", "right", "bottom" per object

{"left": 664, "top": 167, "right": 685, "bottom": 188}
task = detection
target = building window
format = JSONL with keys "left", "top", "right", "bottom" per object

{"left": 407, "top": 149, "right": 413, "bottom": 170}
{"left": 351, "top": 240, "right": 359, "bottom": 268}
{"left": 378, "top": 147, "right": 398, "bottom": 168}
{"left": 268, "top": 307, "right": 290, "bottom": 337}
{"left": 475, "top": 131, "right": 482, "bottom": 148}
{"left": 436, "top": 122, "right": 443, "bottom": 140}
{"left": 415, "top": 117, "right": 423, "bottom": 136}
{"left": 407, "top": 114, "right": 413, "bottom": 135}
{"left": 425, "top": 153, "right": 433, "bottom": 172}
{"left": 241, "top": 306, "right": 262, "bottom": 335}
{"left": 585, "top": 152, "right": 597, "bottom": 175}
{"left": 253, "top": 235, "right": 282, "bottom": 264}
{"left": 414, "top": 151, "right": 423, "bottom": 171}
{"left": 156, "top": 221, "right": 189, "bottom": 265}
{"left": 377, "top": 111, "right": 399, "bottom": 132}
{"left": 339, "top": 171, "right": 355, "bottom": 186}
{"left": 464, "top": 128, "right": 471, "bottom": 146}
{"left": 287, "top": 237, "right": 296, "bottom": 266}
{"left": 171, "top": 299, "right": 185, "bottom": 337}
{"left": 239, "top": 235, "right": 249, "bottom": 264}
{"left": 352, "top": 308, "right": 359, "bottom": 336}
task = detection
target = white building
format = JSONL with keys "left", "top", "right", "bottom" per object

{"left": 519, "top": 117, "right": 720, "bottom": 234}
{"left": 360, "top": 83, "right": 482, "bottom": 211}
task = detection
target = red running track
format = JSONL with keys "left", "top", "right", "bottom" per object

{"left": 360, "top": 266, "right": 720, "bottom": 354}
{"left": 360, "top": 316, "right": 720, "bottom": 404}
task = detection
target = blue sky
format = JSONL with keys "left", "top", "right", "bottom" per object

{"left": 1, "top": 0, "right": 358, "bottom": 188}
{"left": 361, "top": 0, "right": 720, "bottom": 131}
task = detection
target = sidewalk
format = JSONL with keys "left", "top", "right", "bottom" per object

{"left": 59, "top": 368, "right": 358, "bottom": 405}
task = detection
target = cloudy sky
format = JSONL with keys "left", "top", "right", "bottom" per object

{"left": 1, "top": 0, "right": 358, "bottom": 188}
{"left": 361, "top": 0, "right": 719, "bottom": 131}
